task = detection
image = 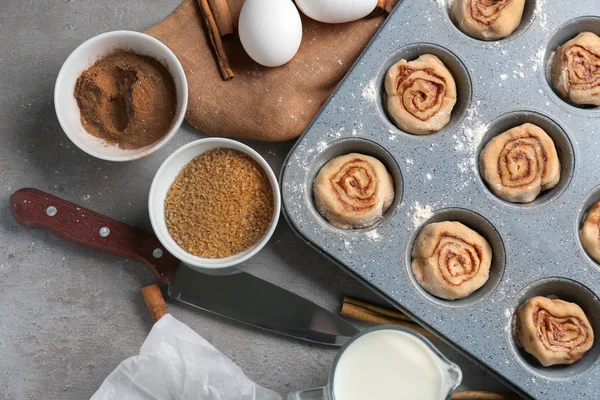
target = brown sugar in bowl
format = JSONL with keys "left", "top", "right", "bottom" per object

{"left": 164, "top": 148, "right": 274, "bottom": 259}
{"left": 149, "top": 138, "right": 281, "bottom": 274}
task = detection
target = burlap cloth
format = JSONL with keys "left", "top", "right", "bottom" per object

{"left": 146, "top": 0, "right": 394, "bottom": 142}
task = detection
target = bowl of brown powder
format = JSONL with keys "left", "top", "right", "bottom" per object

{"left": 149, "top": 138, "right": 281, "bottom": 273}
{"left": 54, "top": 30, "right": 187, "bottom": 161}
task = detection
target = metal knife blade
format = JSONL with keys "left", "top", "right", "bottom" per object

{"left": 169, "top": 265, "right": 359, "bottom": 346}
{"left": 11, "top": 188, "right": 359, "bottom": 346}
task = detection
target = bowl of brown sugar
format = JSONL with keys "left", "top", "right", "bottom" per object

{"left": 55, "top": 30, "right": 187, "bottom": 161}
{"left": 149, "top": 138, "right": 281, "bottom": 273}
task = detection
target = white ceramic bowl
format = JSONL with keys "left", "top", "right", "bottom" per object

{"left": 54, "top": 30, "right": 188, "bottom": 161}
{"left": 149, "top": 138, "right": 281, "bottom": 274}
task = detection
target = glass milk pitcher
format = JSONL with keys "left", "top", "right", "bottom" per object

{"left": 288, "top": 326, "right": 462, "bottom": 400}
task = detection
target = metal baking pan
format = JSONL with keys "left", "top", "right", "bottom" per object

{"left": 280, "top": 1, "right": 600, "bottom": 399}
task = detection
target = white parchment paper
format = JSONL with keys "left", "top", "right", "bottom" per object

{"left": 90, "top": 314, "right": 281, "bottom": 400}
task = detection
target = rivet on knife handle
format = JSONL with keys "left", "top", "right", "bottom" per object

{"left": 10, "top": 188, "right": 178, "bottom": 285}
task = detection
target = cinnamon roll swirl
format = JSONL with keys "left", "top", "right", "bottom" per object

{"left": 384, "top": 54, "right": 457, "bottom": 135}
{"left": 580, "top": 202, "right": 600, "bottom": 263}
{"left": 516, "top": 296, "right": 594, "bottom": 367}
{"left": 451, "top": 0, "right": 526, "bottom": 40}
{"left": 411, "top": 221, "right": 492, "bottom": 300}
{"left": 479, "top": 123, "right": 561, "bottom": 203}
{"left": 551, "top": 32, "right": 600, "bottom": 107}
{"left": 313, "top": 153, "right": 394, "bottom": 229}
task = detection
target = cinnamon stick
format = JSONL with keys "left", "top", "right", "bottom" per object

{"left": 207, "top": 0, "right": 235, "bottom": 35}
{"left": 340, "top": 299, "right": 434, "bottom": 339}
{"left": 376, "top": 0, "right": 399, "bottom": 13}
{"left": 197, "top": 0, "right": 234, "bottom": 80}
{"left": 344, "top": 297, "right": 412, "bottom": 321}
{"left": 452, "top": 391, "right": 521, "bottom": 400}
{"left": 141, "top": 284, "right": 169, "bottom": 323}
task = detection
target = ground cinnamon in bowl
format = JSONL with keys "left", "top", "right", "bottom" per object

{"left": 74, "top": 50, "right": 176, "bottom": 149}
{"left": 164, "top": 148, "right": 274, "bottom": 259}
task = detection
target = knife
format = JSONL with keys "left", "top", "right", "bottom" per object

{"left": 10, "top": 188, "right": 359, "bottom": 346}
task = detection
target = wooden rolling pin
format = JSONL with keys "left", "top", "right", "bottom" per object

{"left": 340, "top": 297, "right": 522, "bottom": 400}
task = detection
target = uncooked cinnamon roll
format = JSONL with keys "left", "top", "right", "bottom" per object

{"left": 551, "top": 32, "right": 600, "bottom": 106}
{"left": 580, "top": 202, "right": 600, "bottom": 263}
{"left": 411, "top": 221, "right": 492, "bottom": 300}
{"left": 516, "top": 296, "right": 594, "bottom": 367}
{"left": 479, "top": 123, "right": 561, "bottom": 203}
{"left": 384, "top": 54, "right": 457, "bottom": 135}
{"left": 313, "top": 153, "right": 394, "bottom": 229}
{"left": 451, "top": 0, "right": 526, "bottom": 40}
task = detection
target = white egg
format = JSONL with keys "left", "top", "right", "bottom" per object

{"left": 295, "top": 0, "right": 379, "bottom": 23}
{"left": 238, "top": 0, "right": 303, "bottom": 67}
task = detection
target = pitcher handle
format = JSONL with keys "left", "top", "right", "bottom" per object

{"left": 287, "top": 387, "right": 328, "bottom": 400}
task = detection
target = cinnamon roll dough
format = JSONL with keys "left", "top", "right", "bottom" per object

{"left": 516, "top": 296, "right": 594, "bottom": 367}
{"left": 580, "top": 202, "right": 600, "bottom": 263}
{"left": 313, "top": 153, "right": 394, "bottom": 229}
{"left": 479, "top": 123, "right": 560, "bottom": 203}
{"left": 551, "top": 32, "right": 600, "bottom": 106}
{"left": 411, "top": 221, "right": 492, "bottom": 300}
{"left": 451, "top": 0, "right": 526, "bottom": 41}
{"left": 385, "top": 54, "right": 457, "bottom": 135}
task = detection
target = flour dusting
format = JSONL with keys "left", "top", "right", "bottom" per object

{"left": 512, "top": 62, "right": 527, "bottom": 79}
{"left": 366, "top": 230, "right": 383, "bottom": 242}
{"left": 362, "top": 80, "right": 377, "bottom": 102}
{"left": 328, "top": 126, "right": 344, "bottom": 139}
{"left": 316, "top": 141, "right": 328, "bottom": 152}
{"left": 411, "top": 202, "right": 434, "bottom": 228}
{"left": 546, "top": 51, "right": 556, "bottom": 80}
{"left": 435, "top": 0, "right": 455, "bottom": 8}
{"left": 344, "top": 239, "right": 353, "bottom": 253}
{"left": 531, "top": 47, "right": 545, "bottom": 73}
{"left": 454, "top": 104, "right": 488, "bottom": 174}
{"left": 534, "top": 0, "right": 548, "bottom": 31}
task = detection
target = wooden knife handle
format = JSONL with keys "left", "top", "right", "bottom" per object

{"left": 10, "top": 188, "right": 178, "bottom": 285}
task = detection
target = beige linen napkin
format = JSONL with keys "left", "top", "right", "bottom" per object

{"left": 146, "top": 0, "right": 396, "bottom": 141}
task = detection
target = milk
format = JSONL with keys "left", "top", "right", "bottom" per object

{"left": 333, "top": 330, "right": 445, "bottom": 400}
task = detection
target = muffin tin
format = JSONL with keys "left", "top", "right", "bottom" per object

{"left": 280, "top": 1, "right": 600, "bottom": 399}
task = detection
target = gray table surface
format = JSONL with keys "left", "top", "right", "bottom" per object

{"left": 0, "top": 1, "right": 515, "bottom": 398}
